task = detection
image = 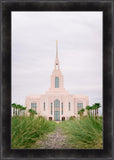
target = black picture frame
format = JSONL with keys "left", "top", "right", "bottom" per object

{"left": 0, "top": 0, "right": 113, "bottom": 159}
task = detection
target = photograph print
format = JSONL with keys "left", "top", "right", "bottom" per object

{"left": 11, "top": 11, "right": 103, "bottom": 149}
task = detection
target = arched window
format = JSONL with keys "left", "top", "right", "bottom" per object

{"left": 43, "top": 102, "right": 45, "bottom": 111}
{"left": 61, "top": 103, "right": 63, "bottom": 115}
{"left": 69, "top": 102, "right": 70, "bottom": 111}
{"left": 51, "top": 103, "right": 53, "bottom": 115}
{"left": 55, "top": 77, "right": 59, "bottom": 88}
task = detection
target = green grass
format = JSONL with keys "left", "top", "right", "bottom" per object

{"left": 59, "top": 116, "right": 103, "bottom": 149}
{"left": 12, "top": 115, "right": 103, "bottom": 149}
{"left": 11, "top": 116, "right": 57, "bottom": 148}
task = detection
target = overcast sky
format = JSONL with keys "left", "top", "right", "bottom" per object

{"left": 12, "top": 12, "right": 103, "bottom": 115}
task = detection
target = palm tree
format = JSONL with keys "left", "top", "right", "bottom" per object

{"left": 92, "top": 103, "right": 101, "bottom": 118}
{"left": 89, "top": 106, "right": 93, "bottom": 116}
{"left": 92, "top": 104, "right": 97, "bottom": 117}
{"left": 78, "top": 108, "right": 85, "bottom": 117}
{"left": 22, "top": 107, "right": 26, "bottom": 116}
{"left": 81, "top": 108, "right": 85, "bottom": 116}
{"left": 12, "top": 103, "right": 16, "bottom": 108}
{"left": 12, "top": 103, "right": 18, "bottom": 116}
{"left": 94, "top": 103, "right": 101, "bottom": 118}
{"left": 86, "top": 105, "right": 91, "bottom": 115}
{"left": 12, "top": 103, "right": 27, "bottom": 116}
{"left": 12, "top": 103, "right": 16, "bottom": 116}
{"left": 17, "top": 104, "right": 26, "bottom": 116}
{"left": 16, "top": 104, "right": 22, "bottom": 115}
{"left": 28, "top": 109, "right": 37, "bottom": 117}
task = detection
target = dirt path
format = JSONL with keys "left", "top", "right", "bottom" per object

{"left": 35, "top": 126, "right": 72, "bottom": 149}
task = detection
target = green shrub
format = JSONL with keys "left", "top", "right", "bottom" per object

{"left": 99, "top": 116, "right": 103, "bottom": 120}
{"left": 11, "top": 116, "right": 56, "bottom": 148}
{"left": 69, "top": 116, "right": 76, "bottom": 120}
{"left": 59, "top": 116, "right": 103, "bottom": 149}
{"left": 28, "top": 109, "right": 37, "bottom": 117}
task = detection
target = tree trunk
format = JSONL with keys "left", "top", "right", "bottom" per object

{"left": 97, "top": 108, "right": 98, "bottom": 118}
{"left": 16, "top": 108, "right": 17, "bottom": 116}
{"left": 95, "top": 109, "right": 96, "bottom": 117}
{"left": 18, "top": 109, "right": 20, "bottom": 115}
{"left": 87, "top": 110, "right": 89, "bottom": 116}
{"left": 93, "top": 110, "right": 94, "bottom": 116}
{"left": 88, "top": 110, "right": 90, "bottom": 116}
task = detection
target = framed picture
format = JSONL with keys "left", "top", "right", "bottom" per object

{"left": 1, "top": 0, "right": 113, "bottom": 159}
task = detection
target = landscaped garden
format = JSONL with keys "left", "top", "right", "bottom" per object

{"left": 11, "top": 103, "right": 103, "bottom": 149}
{"left": 11, "top": 116, "right": 57, "bottom": 148}
{"left": 59, "top": 115, "right": 103, "bottom": 149}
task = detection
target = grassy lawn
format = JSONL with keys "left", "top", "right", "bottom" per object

{"left": 11, "top": 116, "right": 57, "bottom": 149}
{"left": 12, "top": 115, "right": 103, "bottom": 149}
{"left": 59, "top": 116, "right": 103, "bottom": 149}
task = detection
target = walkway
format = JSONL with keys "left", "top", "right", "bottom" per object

{"left": 35, "top": 126, "right": 72, "bottom": 149}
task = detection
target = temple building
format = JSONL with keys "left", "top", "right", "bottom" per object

{"left": 25, "top": 41, "right": 89, "bottom": 121}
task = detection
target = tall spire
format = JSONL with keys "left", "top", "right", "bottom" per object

{"left": 55, "top": 40, "right": 59, "bottom": 70}
{"left": 56, "top": 40, "right": 58, "bottom": 58}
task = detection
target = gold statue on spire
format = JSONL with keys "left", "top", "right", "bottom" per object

{"left": 56, "top": 40, "right": 58, "bottom": 44}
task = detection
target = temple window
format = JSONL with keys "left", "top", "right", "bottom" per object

{"left": 69, "top": 102, "right": 70, "bottom": 111}
{"left": 61, "top": 103, "right": 63, "bottom": 115}
{"left": 51, "top": 103, "right": 53, "bottom": 115}
{"left": 43, "top": 102, "right": 45, "bottom": 111}
{"left": 77, "top": 103, "right": 83, "bottom": 112}
{"left": 31, "top": 103, "right": 37, "bottom": 111}
{"left": 55, "top": 77, "right": 59, "bottom": 88}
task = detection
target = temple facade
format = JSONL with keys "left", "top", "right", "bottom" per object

{"left": 25, "top": 41, "right": 89, "bottom": 121}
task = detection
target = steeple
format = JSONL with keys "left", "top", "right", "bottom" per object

{"left": 56, "top": 40, "right": 58, "bottom": 58}
{"left": 55, "top": 40, "right": 59, "bottom": 69}
{"left": 46, "top": 40, "right": 69, "bottom": 94}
